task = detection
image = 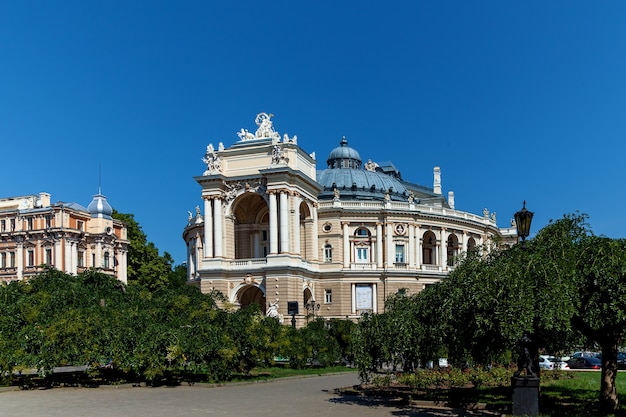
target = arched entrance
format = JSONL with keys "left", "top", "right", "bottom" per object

{"left": 232, "top": 193, "right": 269, "bottom": 259}
{"left": 237, "top": 285, "right": 266, "bottom": 314}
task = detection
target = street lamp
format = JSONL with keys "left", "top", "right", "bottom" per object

{"left": 305, "top": 298, "right": 320, "bottom": 323}
{"left": 514, "top": 201, "right": 534, "bottom": 248}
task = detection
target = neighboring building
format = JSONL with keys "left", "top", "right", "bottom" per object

{"left": 0, "top": 191, "right": 129, "bottom": 283}
{"left": 183, "top": 113, "right": 514, "bottom": 326}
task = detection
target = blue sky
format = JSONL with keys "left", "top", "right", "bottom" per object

{"left": 2, "top": 1, "right": 625, "bottom": 265}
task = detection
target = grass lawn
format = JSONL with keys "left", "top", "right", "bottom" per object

{"left": 538, "top": 371, "right": 626, "bottom": 417}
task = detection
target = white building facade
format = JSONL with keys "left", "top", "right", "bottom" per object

{"left": 183, "top": 113, "right": 510, "bottom": 326}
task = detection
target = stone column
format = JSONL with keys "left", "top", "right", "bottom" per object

{"left": 408, "top": 224, "right": 415, "bottom": 267}
{"left": 63, "top": 239, "right": 71, "bottom": 272}
{"left": 293, "top": 194, "right": 301, "bottom": 255}
{"left": 376, "top": 223, "right": 383, "bottom": 268}
{"left": 415, "top": 226, "right": 422, "bottom": 267}
{"left": 442, "top": 229, "right": 449, "bottom": 267}
{"left": 343, "top": 222, "right": 350, "bottom": 268}
{"left": 55, "top": 239, "right": 63, "bottom": 270}
{"left": 385, "top": 223, "right": 393, "bottom": 268}
{"left": 16, "top": 239, "right": 23, "bottom": 280}
{"left": 311, "top": 204, "right": 319, "bottom": 261}
{"left": 203, "top": 198, "right": 213, "bottom": 258}
{"left": 214, "top": 198, "right": 223, "bottom": 257}
{"left": 279, "top": 191, "right": 289, "bottom": 253}
{"left": 269, "top": 192, "right": 278, "bottom": 254}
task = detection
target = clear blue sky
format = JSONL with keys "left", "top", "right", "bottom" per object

{"left": 3, "top": 1, "right": 625, "bottom": 265}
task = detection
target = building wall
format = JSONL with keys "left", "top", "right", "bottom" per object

{"left": 0, "top": 193, "right": 129, "bottom": 283}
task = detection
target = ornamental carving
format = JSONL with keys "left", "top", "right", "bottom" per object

{"left": 222, "top": 179, "right": 267, "bottom": 202}
{"left": 237, "top": 112, "right": 281, "bottom": 142}
{"left": 202, "top": 144, "right": 222, "bottom": 175}
{"left": 271, "top": 144, "right": 288, "bottom": 165}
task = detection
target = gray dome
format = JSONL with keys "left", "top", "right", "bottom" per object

{"left": 326, "top": 137, "right": 362, "bottom": 169}
{"left": 318, "top": 139, "right": 444, "bottom": 203}
{"left": 88, "top": 193, "right": 113, "bottom": 220}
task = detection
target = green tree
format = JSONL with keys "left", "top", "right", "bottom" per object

{"left": 112, "top": 210, "right": 179, "bottom": 290}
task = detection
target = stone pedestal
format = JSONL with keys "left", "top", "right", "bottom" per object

{"left": 511, "top": 376, "right": 539, "bottom": 416}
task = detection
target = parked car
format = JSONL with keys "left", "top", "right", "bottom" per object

{"left": 567, "top": 356, "right": 602, "bottom": 370}
{"left": 593, "top": 352, "right": 626, "bottom": 369}
{"left": 542, "top": 355, "right": 569, "bottom": 370}
{"left": 539, "top": 355, "right": 555, "bottom": 370}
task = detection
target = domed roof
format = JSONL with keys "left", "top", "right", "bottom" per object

{"left": 326, "top": 137, "right": 362, "bottom": 169}
{"left": 318, "top": 139, "right": 444, "bottom": 203}
{"left": 88, "top": 192, "right": 113, "bottom": 220}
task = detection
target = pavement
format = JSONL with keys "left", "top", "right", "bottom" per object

{"left": 0, "top": 372, "right": 503, "bottom": 417}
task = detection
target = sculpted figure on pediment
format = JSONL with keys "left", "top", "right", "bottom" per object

{"left": 202, "top": 144, "right": 222, "bottom": 175}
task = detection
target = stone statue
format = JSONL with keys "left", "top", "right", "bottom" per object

{"left": 365, "top": 159, "right": 378, "bottom": 172}
{"left": 514, "top": 334, "right": 537, "bottom": 377}
{"left": 483, "top": 208, "right": 489, "bottom": 218}
{"left": 218, "top": 142, "right": 224, "bottom": 151}
{"left": 333, "top": 187, "right": 340, "bottom": 201}
{"left": 407, "top": 191, "right": 415, "bottom": 204}
{"left": 271, "top": 144, "right": 287, "bottom": 164}
{"left": 491, "top": 212, "right": 497, "bottom": 222}
{"left": 202, "top": 144, "right": 222, "bottom": 175}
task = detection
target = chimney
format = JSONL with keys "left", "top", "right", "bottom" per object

{"left": 448, "top": 191, "right": 455, "bottom": 209}
{"left": 433, "top": 167, "right": 441, "bottom": 195}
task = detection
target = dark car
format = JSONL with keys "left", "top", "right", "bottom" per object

{"left": 594, "top": 352, "right": 626, "bottom": 369}
{"left": 567, "top": 356, "right": 602, "bottom": 370}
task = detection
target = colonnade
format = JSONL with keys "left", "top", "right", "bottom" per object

{"left": 201, "top": 190, "right": 319, "bottom": 261}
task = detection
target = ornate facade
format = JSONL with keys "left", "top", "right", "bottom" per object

{"left": 183, "top": 113, "right": 514, "bottom": 326}
{"left": 0, "top": 191, "right": 129, "bottom": 283}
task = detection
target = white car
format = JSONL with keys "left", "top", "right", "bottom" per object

{"left": 540, "top": 355, "right": 570, "bottom": 370}
{"left": 539, "top": 355, "right": 555, "bottom": 370}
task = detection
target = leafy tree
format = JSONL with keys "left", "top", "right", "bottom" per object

{"left": 112, "top": 210, "right": 181, "bottom": 290}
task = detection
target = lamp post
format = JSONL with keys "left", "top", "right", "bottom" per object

{"left": 511, "top": 201, "right": 537, "bottom": 416}
{"left": 305, "top": 298, "right": 320, "bottom": 323}
{"left": 514, "top": 201, "right": 534, "bottom": 249}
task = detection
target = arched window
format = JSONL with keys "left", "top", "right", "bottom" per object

{"left": 447, "top": 233, "right": 459, "bottom": 266}
{"left": 467, "top": 237, "right": 477, "bottom": 252}
{"left": 422, "top": 231, "right": 437, "bottom": 265}
{"left": 324, "top": 244, "right": 333, "bottom": 263}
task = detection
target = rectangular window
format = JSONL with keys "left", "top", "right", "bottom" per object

{"left": 324, "top": 245, "right": 332, "bottom": 263}
{"left": 1, "top": 220, "right": 5, "bottom": 232}
{"left": 324, "top": 289, "right": 332, "bottom": 304}
{"left": 10, "top": 252, "right": 15, "bottom": 267}
{"left": 356, "top": 247, "right": 369, "bottom": 263}
{"left": 92, "top": 254, "right": 96, "bottom": 267}
{"left": 77, "top": 220, "right": 84, "bottom": 232}
{"left": 45, "top": 248, "right": 52, "bottom": 265}
{"left": 395, "top": 244, "right": 405, "bottom": 264}
{"left": 27, "top": 250, "right": 34, "bottom": 267}
{"left": 10, "top": 219, "right": 15, "bottom": 231}
{"left": 45, "top": 215, "right": 52, "bottom": 228}
{"left": 356, "top": 284, "right": 373, "bottom": 310}
{"left": 261, "top": 230, "right": 267, "bottom": 241}
{"left": 27, "top": 217, "right": 33, "bottom": 230}
{"left": 1, "top": 253, "right": 5, "bottom": 268}
{"left": 77, "top": 251, "right": 84, "bottom": 267}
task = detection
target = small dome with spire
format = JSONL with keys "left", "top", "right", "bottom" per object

{"left": 88, "top": 192, "right": 113, "bottom": 220}
{"left": 326, "top": 137, "right": 362, "bottom": 169}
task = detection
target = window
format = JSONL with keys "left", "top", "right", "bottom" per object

{"left": 1, "top": 220, "right": 5, "bottom": 232}
{"left": 77, "top": 251, "right": 84, "bottom": 267}
{"left": 395, "top": 244, "right": 405, "bottom": 264}
{"left": 77, "top": 220, "right": 84, "bottom": 232}
{"left": 10, "top": 252, "right": 15, "bottom": 267}
{"left": 355, "top": 228, "right": 369, "bottom": 237}
{"left": 27, "top": 250, "right": 34, "bottom": 267}
{"left": 356, "top": 247, "right": 369, "bottom": 263}
{"left": 104, "top": 252, "right": 110, "bottom": 269}
{"left": 27, "top": 217, "right": 33, "bottom": 230}
{"left": 1, "top": 253, "right": 5, "bottom": 268}
{"left": 322, "top": 223, "right": 332, "bottom": 232}
{"left": 92, "top": 254, "right": 96, "bottom": 267}
{"left": 45, "top": 215, "right": 52, "bottom": 228}
{"left": 355, "top": 284, "right": 373, "bottom": 311}
{"left": 324, "top": 244, "right": 332, "bottom": 263}
{"left": 45, "top": 248, "right": 52, "bottom": 265}
{"left": 324, "top": 289, "right": 332, "bottom": 304}
{"left": 10, "top": 219, "right": 15, "bottom": 231}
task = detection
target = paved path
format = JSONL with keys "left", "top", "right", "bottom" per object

{"left": 0, "top": 372, "right": 501, "bottom": 417}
